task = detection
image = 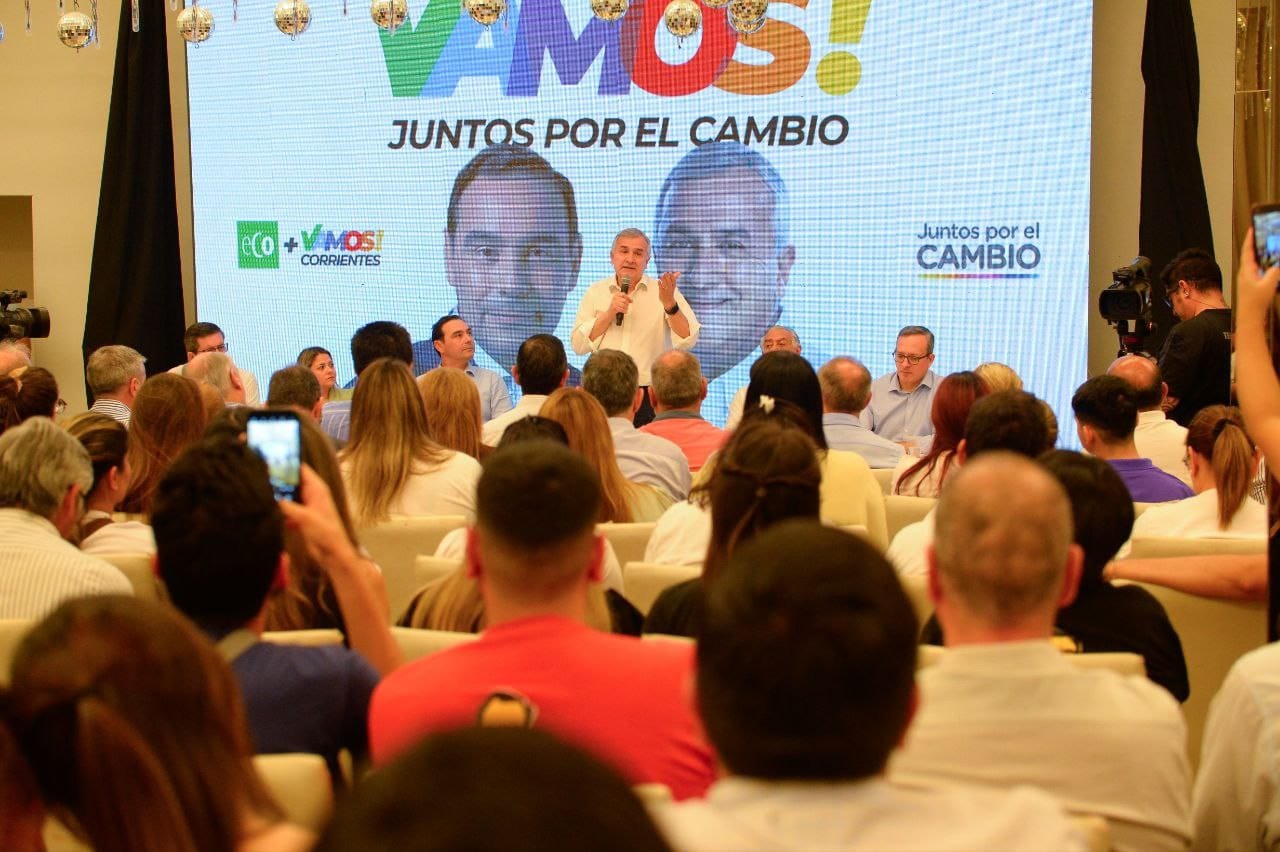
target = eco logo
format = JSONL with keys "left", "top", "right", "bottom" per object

{"left": 238, "top": 221, "right": 280, "bottom": 269}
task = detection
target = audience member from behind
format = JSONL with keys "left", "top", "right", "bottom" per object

{"left": 640, "top": 349, "right": 728, "bottom": 473}
{"left": 267, "top": 365, "right": 323, "bottom": 420}
{"left": 170, "top": 320, "right": 263, "bottom": 404}
{"left": 0, "top": 418, "right": 131, "bottom": 617}
{"left": 298, "top": 346, "right": 343, "bottom": 401}
{"left": 481, "top": 333, "right": 571, "bottom": 445}
{"left": 1157, "top": 249, "right": 1232, "bottom": 426}
{"left": 583, "top": 349, "right": 692, "bottom": 502}
{"left": 1133, "top": 405, "right": 1265, "bottom": 539}
{"left": 0, "top": 365, "right": 59, "bottom": 433}
{"left": 119, "top": 373, "right": 205, "bottom": 515}
{"left": 818, "top": 356, "right": 904, "bottom": 469}
{"left": 322, "top": 320, "right": 415, "bottom": 444}
{"left": 63, "top": 413, "right": 155, "bottom": 555}
{"left": 653, "top": 522, "right": 1083, "bottom": 851}
{"left": 892, "top": 370, "right": 989, "bottom": 496}
{"left": 541, "top": 388, "right": 671, "bottom": 522}
{"left": 369, "top": 441, "right": 716, "bottom": 798}
{"left": 152, "top": 438, "right": 388, "bottom": 777}
{"left": 0, "top": 339, "right": 31, "bottom": 375}
{"left": 3, "top": 596, "right": 311, "bottom": 852}
{"left": 417, "top": 367, "right": 485, "bottom": 460}
{"left": 1072, "top": 375, "right": 1194, "bottom": 502}
{"left": 921, "top": 450, "right": 1189, "bottom": 701}
{"left": 1107, "top": 354, "right": 1191, "bottom": 485}
{"left": 341, "top": 358, "right": 481, "bottom": 524}
{"left": 186, "top": 352, "right": 249, "bottom": 406}
{"left": 644, "top": 414, "right": 821, "bottom": 638}
{"left": 317, "top": 728, "right": 673, "bottom": 852}
{"left": 892, "top": 453, "right": 1191, "bottom": 852}
{"left": 85, "top": 344, "right": 146, "bottom": 426}
{"left": 973, "top": 361, "right": 1022, "bottom": 394}
{"left": 724, "top": 325, "right": 802, "bottom": 429}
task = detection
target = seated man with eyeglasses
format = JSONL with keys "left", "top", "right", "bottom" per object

{"left": 167, "top": 321, "right": 261, "bottom": 406}
{"left": 861, "top": 325, "right": 939, "bottom": 447}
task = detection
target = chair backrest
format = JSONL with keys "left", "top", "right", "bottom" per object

{"left": 358, "top": 515, "right": 468, "bottom": 620}
{"left": 390, "top": 626, "right": 478, "bottom": 661}
{"left": 1069, "top": 814, "right": 1111, "bottom": 852}
{"left": 839, "top": 524, "right": 870, "bottom": 541}
{"left": 597, "top": 522, "right": 657, "bottom": 568}
{"left": 917, "top": 643, "right": 1146, "bottom": 677}
{"left": 871, "top": 467, "right": 896, "bottom": 495}
{"left": 0, "top": 618, "right": 34, "bottom": 686}
{"left": 623, "top": 561, "right": 701, "bottom": 615}
{"left": 96, "top": 552, "right": 165, "bottom": 601}
{"left": 253, "top": 753, "right": 334, "bottom": 833}
{"left": 1128, "top": 536, "right": 1266, "bottom": 558}
{"left": 260, "top": 629, "right": 345, "bottom": 647}
{"left": 413, "top": 554, "right": 464, "bottom": 591}
{"left": 898, "top": 573, "right": 932, "bottom": 630}
{"left": 633, "top": 783, "right": 674, "bottom": 805}
{"left": 884, "top": 495, "right": 936, "bottom": 542}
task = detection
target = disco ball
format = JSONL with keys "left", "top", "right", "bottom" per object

{"left": 663, "top": 0, "right": 700, "bottom": 39}
{"left": 370, "top": 0, "right": 406, "bottom": 29}
{"left": 176, "top": 5, "right": 214, "bottom": 42}
{"left": 727, "top": 0, "right": 765, "bottom": 24}
{"left": 463, "top": 0, "right": 505, "bottom": 26}
{"left": 274, "top": 0, "right": 311, "bottom": 36}
{"left": 728, "top": 10, "right": 764, "bottom": 33}
{"left": 590, "top": 0, "right": 627, "bottom": 22}
{"left": 57, "top": 10, "right": 94, "bottom": 49}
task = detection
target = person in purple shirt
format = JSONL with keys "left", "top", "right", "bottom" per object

{"left": 1072, "top": 375, "right": 1194, "bottom": 503}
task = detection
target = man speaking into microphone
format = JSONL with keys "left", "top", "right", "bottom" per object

{"left": 572, "top": 228, "right": 700, "bottom": 426}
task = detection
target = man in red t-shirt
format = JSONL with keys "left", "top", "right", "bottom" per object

{"left": 369, "top": 441, "right": 716, "bottom": 799}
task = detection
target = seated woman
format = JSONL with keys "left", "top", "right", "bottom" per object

{"left": 643, "top": 414, "right": 822, "bottom": 638}
{"left": 892, "top": 371, "right": 990, "bottom": 497}
{"left": 1132, "top": 405, "right": 1266, "bottom": 539}
{"left": 298, "top": 346, "right": 345, "bottom": 401}
{"left": 63, "top": 412, "right": 155, "bottom": 555}
{"left": 417, "top": 367, "right": 485, "bottom": 461}
{"left": 540, "top": 388, "right": 671, "bottom": 523}
{"left": 341, "top": 358, "right": 481, "bottom": 524}
{"left": 120, "top": 373, "right": 207, "bottom": 515}
{"left": 0, "top": 365, "right": 59, "bottom": 434}
{"left": 3, "top": 596, "right": 311, "bottom": 851}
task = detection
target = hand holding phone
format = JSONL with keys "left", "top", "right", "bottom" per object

{"left": 246, "top": 410, "right": 302, "bottom": 502}
{"left": 1253, "top": 203, "right": 1280, "bottom": 270}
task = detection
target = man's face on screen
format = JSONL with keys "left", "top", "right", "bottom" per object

{"left": 445, "top": 176, "right": 582, "bottom": 372}
{"left": 656, "top": 167, "right": 795, "bottom": 381}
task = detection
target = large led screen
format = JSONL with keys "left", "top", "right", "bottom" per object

{"left": 188, "top": 0, "right": 1093, "bottom": 427}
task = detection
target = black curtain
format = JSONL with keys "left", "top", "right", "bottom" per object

{"left": 82, "top": 0, "right": 187, "bottom": 380}
{"left": 1138, "top": 0, "right": 1214, "bottom": 355}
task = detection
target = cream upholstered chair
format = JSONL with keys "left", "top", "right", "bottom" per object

{"left": 597, "top": 522, "right": 657, "bottom": 568}
{"left": 0, "top": 618, "right": 34, "bottom": 686}
{"left": 413, "top": 554, "right": 464, "bottom": 592}
{"left": 358, "top": 515, "right": 468, "bottom": 620}
{"left": 1132, "top": 501, "right": 1156, "bottom": 518}
{"left": 390, "top": 626, "right": 478, "bottom": 661}
{"left": 1128, "top": 536, "right": 1265, "bottom": 558}
{"left": 633, "top": 783, "right": 675, "bottom": 805}
{"left": 898, "top": 574, "right": 932, "bottom": 629}
{"left": 261, "top": 629, "right": 345, "bottom": 647}
{"left": 253, "top": 753, "right": 334, "bottom": 832}
{"left": 884, "top": 495, "right": 935, "bottom": 542}
{"left": 623, "top": 561, "right": 700, "bottom": 616}
{"left": 97, "top": 552, "right": 165, "bottom": 601}
{"left": 871, "top": 467, "right": 896, "bottom": 495}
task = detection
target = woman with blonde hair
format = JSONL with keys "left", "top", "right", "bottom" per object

{"left": 63, "top": 412, "right": 155, "bottom": 555}
{"left": 1133, "top": 405, "right": 1265, "bottom": 539}
{"left": 120, "top": 373, "right": 206, "bottom": 515}
{"left": 539, "top": 388, "right": 670, "bottom": 522}
{"left": 341, "top": 358, "right": 481, "bottom": 524}
{"left": 974, "top": 361, "right": 1023, "bottom": 394}
{"left": 417, "top": 367, "right": 484, "bottom": 460}
{"left": 3, "top": 596, "right": 311, "bottom": 852}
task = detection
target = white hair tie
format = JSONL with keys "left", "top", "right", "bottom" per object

{"left": 758, "top": 394, "right": 775, "bottom": 414}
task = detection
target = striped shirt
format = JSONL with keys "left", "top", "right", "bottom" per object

{"left": 0, "top": 508, "right": 133, "bottom": 619}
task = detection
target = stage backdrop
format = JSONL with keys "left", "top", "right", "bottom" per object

{"left": 187, "top": 0, "right": 1093, "bottom": 427}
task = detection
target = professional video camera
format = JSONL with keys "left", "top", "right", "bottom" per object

{"left": 1097, "top": 257, "right": 1152, "bottom": 356}
{"left": 0, "top": 290, "right": 51, "bottom": 341}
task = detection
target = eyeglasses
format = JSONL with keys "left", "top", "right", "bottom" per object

{"left": 55, "top": 398, "right": 66, "bottom": 417}
{"left": 197, "top": 342, "right": 229, "bottom": 354}
{"left": 893, "top": 352, "right": 930, "bottom": 365}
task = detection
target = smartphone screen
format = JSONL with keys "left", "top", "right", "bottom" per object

{"left": 1254, "top": 203, "right": 1280, "bottom": 270}
{"left": 246, "top": 411, "right": 302, "bottom": 502}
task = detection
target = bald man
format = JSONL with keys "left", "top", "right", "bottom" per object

{"left": 891, "top": 453, "right": 1191, "bottom": 852}
{"left": 1107, "top": 355, "right": 1191, "bottom": 486}
{"left": 819, "top": 357, "right": 904, "bottom": 469}
{"left": 724, "top": 325, "right": 801, "bottom": 429}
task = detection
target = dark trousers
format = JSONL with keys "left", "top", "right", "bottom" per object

{"left": 633, "top": 387, "right": 655, "bottom": 427}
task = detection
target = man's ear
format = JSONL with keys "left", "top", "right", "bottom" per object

{"left": 586, "top": 534, "right": 605, "bottom": 584}
{"left": 925, "top": 546, "right": 944, "bottom": 606}
{"left": 954, "top": 439, "right": 968, "bottom": 466}
{"left": 1057, "top": 543, "right": 1084, "bottom": 609}
{"left": 185, "top": 350, "right": 196, "bottom": 363}
{"left": 127, "top": 375, "right": 143, "bottom": 398}
{"left": 52, "top": 483, "right": 83, "bottom": 540}
{"left": 433, "top": 339, "right": 445, "bottom": 358}
{"left": 558, "top": 368, "right": 570, "bottom": 389}
{"left": 630, "top": 388, "right": 644, "bottom": 417}
{"left": 230, "top": 368, "right": 245, "bottom": 391}
{"left": 698, "top": 377, "right": 708, "bottom": 403}
{"left": 465, "top": 527, "right": 483, "bottom": 580}
{"left": 310, "top": 399, "right": 324, "bottom": 421}
{"left": 895, "top": 683, "right": 920, "bottom": 748}
{"left": 511, "top": 366, "right": 521, "bottom": 386}
{"left": 272, "top": 553, "right": 291, "bottom": 592}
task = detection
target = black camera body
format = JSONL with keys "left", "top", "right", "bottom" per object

{"left": 1098, "top": 257, "right": 1153, "bottom": 323}
{"left": 0, "top": 290, "right": 51, "bottom": 340}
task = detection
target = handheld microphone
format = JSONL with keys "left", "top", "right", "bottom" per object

{"left": 615, "top": 276, "right": 631, "bottom": 327}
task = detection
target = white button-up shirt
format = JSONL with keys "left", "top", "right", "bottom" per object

{"left": 571, "top": 275, "right": 699, "bottom": 385}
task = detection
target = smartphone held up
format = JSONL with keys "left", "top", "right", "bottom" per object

{"left": 246, "top": 410, "right": 302, "bottom": 502}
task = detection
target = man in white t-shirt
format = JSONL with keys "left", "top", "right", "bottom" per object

{"left": 1108, "top": 354, "right": 1192, "bottom": 486}
{"left": 652, "top": 521, "right": 1084, "bottom": 851}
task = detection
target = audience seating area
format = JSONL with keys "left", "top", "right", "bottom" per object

{"left": 357, "top": 515, "right": 467, "bottom": 618}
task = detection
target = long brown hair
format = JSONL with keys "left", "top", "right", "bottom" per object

{"left": 1186, "top": 405, "right": 1257, "bottom": 529}
{"left": 418, "top": 368, "right": 483, "bottom": 459}
{"left": 0, "top": 366, "right": 58, "bottom": 433}
{"left": 539, "top": 388, "right": 634, "bottom": 523}
{"left": 895, "top": 371, "right": 990, "bottom": 496}
{"left": 342, "top": 358, "right": 450, "bottom": 525}
{"left": 5, "top": 596, "right": 283, "bottom": 852}
{"left": 121, "top": 374, "right": 206, "bottom": 515}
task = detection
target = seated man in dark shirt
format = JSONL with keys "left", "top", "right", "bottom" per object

{"left": 923, "top": 450, "right": 1189, "bottom": 702}
{"left": 152, "top": 437, "right": 382, "bottom": 780}
{"left": 1157, "top": 248, "right": 1232, "bottom": 427}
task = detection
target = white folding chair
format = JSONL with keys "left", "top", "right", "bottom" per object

{"left": 253, "top": 753, "right": 334, "bottom": 832}
{"left": 597, "top": 522, "right": 657, "bottom": 569}
{"left": 261, "top": 629, "right": 345, "bottom": 647}
{"left": 96, "top": 552, "right": 164, "bottom": 601}
{"left": 884, "top": 495, "right": 935, "bottom": 542}
{"left": 390, "top": 626, "right": 478, "bottom": 661}
{"left": 358, "top": 515, "right": 468, "bottom": 620}
{"left": 622, "top": 561, "right": 700, "bottom": 616}
{"left": 413, "top": 554, "right": 464, "bottom": 591}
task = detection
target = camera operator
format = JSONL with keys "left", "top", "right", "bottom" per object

{"left": 1157, "top": 249, "right": 1232, "bottom": 427}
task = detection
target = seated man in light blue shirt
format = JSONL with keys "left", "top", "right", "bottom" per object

{"left": 429, "top": 315, "right": 513, "bottom": 423}
{"left": 819, "top": 357, "right": 904, "bottom": 469}
{"left": 863, "top": 325, "right": 939, "bottom": 446}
